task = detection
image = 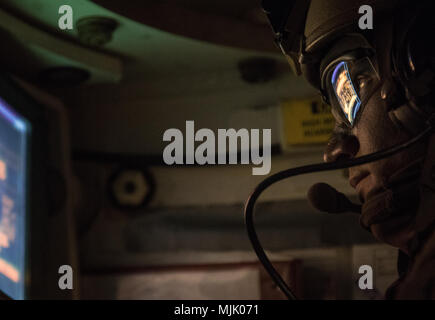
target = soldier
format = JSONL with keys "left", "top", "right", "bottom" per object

{"left": 261, "top": 0, "right": 435, "bottom": 298}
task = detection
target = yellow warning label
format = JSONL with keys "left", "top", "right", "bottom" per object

{"left": 280, "top": 97, "right": 335, "bottom": 147}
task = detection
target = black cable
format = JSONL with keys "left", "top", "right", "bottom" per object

{"left": 244, "top": 125, "right": 433, "bottom": 300}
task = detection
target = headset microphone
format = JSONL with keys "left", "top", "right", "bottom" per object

{"left": 307, "top": 182, "right": 361, "bottom": 214}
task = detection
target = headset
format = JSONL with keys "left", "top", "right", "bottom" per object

{"left": 245, "top": 0, "right": 435, "bottom": 300}
{"left": 389, "top": 3, "right": 435, "bottom": 135}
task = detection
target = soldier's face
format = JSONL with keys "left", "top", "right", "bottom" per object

{"left": 323, "top": 72, "right": 425, "bottom": 203}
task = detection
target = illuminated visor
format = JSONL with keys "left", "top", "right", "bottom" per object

{"left": 323, "top": 56, "right": 379, "bottom": 127}
{"left": 331, "top": 62, "right": 361, "bottom": 125}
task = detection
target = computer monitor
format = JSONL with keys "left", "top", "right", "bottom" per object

{"left": 0, "top": 74, "right": 78, "bottom": 300}
{"left": 0, "top": 94, "right": 30, "bottom": 300}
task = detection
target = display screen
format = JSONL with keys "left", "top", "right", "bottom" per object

{"left": 0, "top": 97, "right": 30, "bottom": 300}
{"left": 331, "top": 61, "right": 362, "bottom": 125}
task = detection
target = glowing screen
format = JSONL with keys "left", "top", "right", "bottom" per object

{"left": 331, "top": 61, "right": 362, "bottom": 125}
{"left": 0, "top": 97, "right": 29, "bottom": 300}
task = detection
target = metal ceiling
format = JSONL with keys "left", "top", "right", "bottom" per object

{"left": 0, "top": 0, "right": 280, "bottom": 84}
